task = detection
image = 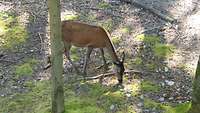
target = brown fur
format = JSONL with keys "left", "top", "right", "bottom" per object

{"left": 61, "top": 20, "right": 125, "bottom": 84}
{"left": 62, "top": 20, "right": 109, "bottom": 48}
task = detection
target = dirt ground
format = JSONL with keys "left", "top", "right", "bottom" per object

{"left": 0, "top": 0, "right": 200, "bottom": 112}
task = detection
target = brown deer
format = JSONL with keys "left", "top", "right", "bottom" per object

{"left": 61, "top": 20, "right": 125, "bottom": 84}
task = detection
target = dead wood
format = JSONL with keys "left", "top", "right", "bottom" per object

{"left": 77, "top": 69, "right": 157, "bottom": 81}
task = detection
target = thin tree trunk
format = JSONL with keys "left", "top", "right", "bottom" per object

{"left": 188, "top": 56, "right": 200, "bottom": 113}
{"left": 47, "top": 0, "right": 65, "bottom": 113}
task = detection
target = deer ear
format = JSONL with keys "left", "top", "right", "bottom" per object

{"left": 121, "top": 51, "right": 125, "bottom": 63}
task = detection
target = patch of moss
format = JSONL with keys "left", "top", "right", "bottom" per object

{"left": 127, "top": 105, "right": 137, "bottom": 113}
{"left": 97, "top": 1, "right": 111, "bottom": 9}
{"left": 63, "top": 14, "right": 79, "bottom": 21}
{"left": 0, "top": 81, "right": 51, "bottom": 113}
{"left": 112, "top": 36, "right": 121, "bottom": 45}
{"left": 0, "top": 80, "right": 131, "bottom": 113}
{"left": 153, "top": 44, "right": 175, "bottom": 58}
{"left": 146, "top": 63, "right": 157, "bottom": 71}
{"left": 144, "top": 98, "right": 191, "bottom": 113}
{"left": 65, "top": 96, "right": 105, "bottom": 113}
{"left": 15, "top": 58, "right": 38, "bottom": 78}
{"left": 162, "top": 102, "right": 191, "bottom": 113}
{"left": 99, "top": 18, "right": 113, "bottom": 31}
{"left": 120, "top": 26, "right": 132, "bottom": 34}
{"left": 125, "top": 83, "right": 141, "bottom": 96}
{"left": 0, "top": 11, "right": 28, "bottom": 49}
{"left": 135, "top": 34, "right": 161, "bottom": 44}
{"left": 100, "top": 90, "right": 125, "bottom": 111}
{"left": 141, "top": 81, "right": 160, "bottom": 92}
{"left": 133, "top": 57, "right": 142, "bottom": 66}
{"left": 15, "top": 63, "right": 33, "bottom": 77}
{"left": 144, "top": 98, "right": 161, "bottom": 109}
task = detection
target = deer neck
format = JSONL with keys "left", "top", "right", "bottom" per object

{"left": 105, "top": 39, "right": 121, "bottom": 64}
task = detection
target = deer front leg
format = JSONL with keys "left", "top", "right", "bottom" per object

{"left": 64, "top": 43, "right": 81, "bottom": 74}
{"left": 83, "top": 47, "right": 93, "bottom": 76}
{"left": 100, "top": 48, "right": 108, "bottom": 71}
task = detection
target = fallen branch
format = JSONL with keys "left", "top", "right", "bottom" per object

{"left": 96, "top": 62, "right": 111, "bottom": 69}
{"left": 0, "top": 59, "right": 17, "bottom": 63}
{"left": 120, "top": 0, "right": 176, "bottom": 23}
{"left": 77, "top": 69, "right": 157, "bottom": 81}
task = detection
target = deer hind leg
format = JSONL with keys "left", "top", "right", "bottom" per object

{"left": 64, "top": 43, "right": 81, "bottom": 74}
{"left": 100, "top": 48, "right": 108, "bottom": 71}
{"left": 83, "top": 47, "right": 93, "bottom": 76}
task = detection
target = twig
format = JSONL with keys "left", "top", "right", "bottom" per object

{"left": 120, "top": 0, "right": 176, "bottom": 23}
{"left": 38, "top": 32, "right": 45, "bottom": 59}
{"left": 96, "top": 62, "right": 111, "bottom": 69}
{"left": 0, "top": 1, "right": 13, "bottom": 4}
{"left": 77, "top": 69, "right": 157, "bottom": 81}
{"left": 0, "top": 59, "right": 17, "bottom": 63}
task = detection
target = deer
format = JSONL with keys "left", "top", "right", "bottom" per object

{"left": 48, "top": 20, "right": 125, "bottom": 84}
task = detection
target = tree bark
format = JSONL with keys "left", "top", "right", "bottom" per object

{"left": 47, "top": 0, "right": 65, "bottom": 113}
{"left": 188, "top": 56, "right": 200, "bottom": 113}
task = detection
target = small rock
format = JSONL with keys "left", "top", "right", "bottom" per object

{"left": 159, "top": 97, "right": 165, "bottom": 102}
{"left": 140, "top": 95, "right": 144, "bottom": 99}
{"left": 126, "top": 93, "right": 131, "bottom": 98}
{"left": 165, "top": 80, "right": 175, "bottom": 86}
{"left": 164, "top": 67, "right": 169, "bottom": 72}
{"left": 137, "top": 102, "right": 143, "bottom": 107}
{"left": 169, "top": 97, "right": 174, "bottom": 100}
{"left": 110, "top": 104, "right": 115, "bottom": 110}
{"left": 160, "top": 82, "right": 165, "bottom": 87}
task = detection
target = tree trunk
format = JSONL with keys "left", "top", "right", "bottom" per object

{"left": 47, "top": 0, "right": 65, "bottom": 113}
{"left": 188, "top": 56, "right": 200, "bottom": 113}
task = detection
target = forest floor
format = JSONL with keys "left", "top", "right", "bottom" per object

{"left": 0, "top": 0, "right": 200, "bottom": 113}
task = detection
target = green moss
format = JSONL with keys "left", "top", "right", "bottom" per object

{"left": 100, "top": 90, "right": 125, "bottom": 111}
{"left": 0, "top": 81, "right": 131, "bottom": 113}
{"left": 0, "top": 81, "right": 51, "bottom": 113}
{"left": 0, "top": 11, "right": 28, "bottom": 49}
{"left": 63, "top": 14, "right": 79, "bottom": 21}
{"left": 65, "top": 96, "right": 105, "bottom": 113}
{"left": 15, "top": 58, "right": 38, "bottom": 78}
{"left": 15, "top": 63, "right": 33, "bottom": 77}
{"left": 112, "top": 36, "right": 121, "bottom": 45}
{"left": 135, "top": 34, "right": 161, "bottom": 44}
{"left": 144, "top": 98, "right": 161, "bottom": 109}
{"left": 141, "top": 81, "right": 160, "bottom": 92}
{"left": 120, "top": 26, "right": 132, "bottom": 34}
{"left": 133, "top": 57, "right": 142, "bottom": 66}
{"left": 146, "top": 63, "right": 157, "bottom": 71}
{"left": 144, "top": 98, "right": 191, "bottom": 113}
{"left": 153, "top": 44, "right": 175, "bottom": 58}
{"left": 162, "top": 102, "right": 191, "bottom": 113}
{"left": 99, "top": 18, "right": 113, "bottom": 31}
{"left": 97, "top": 1, "right": 111, "bottom": 9}
{"left": 127, "top": 83, "right": 141, "bottom": 96}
